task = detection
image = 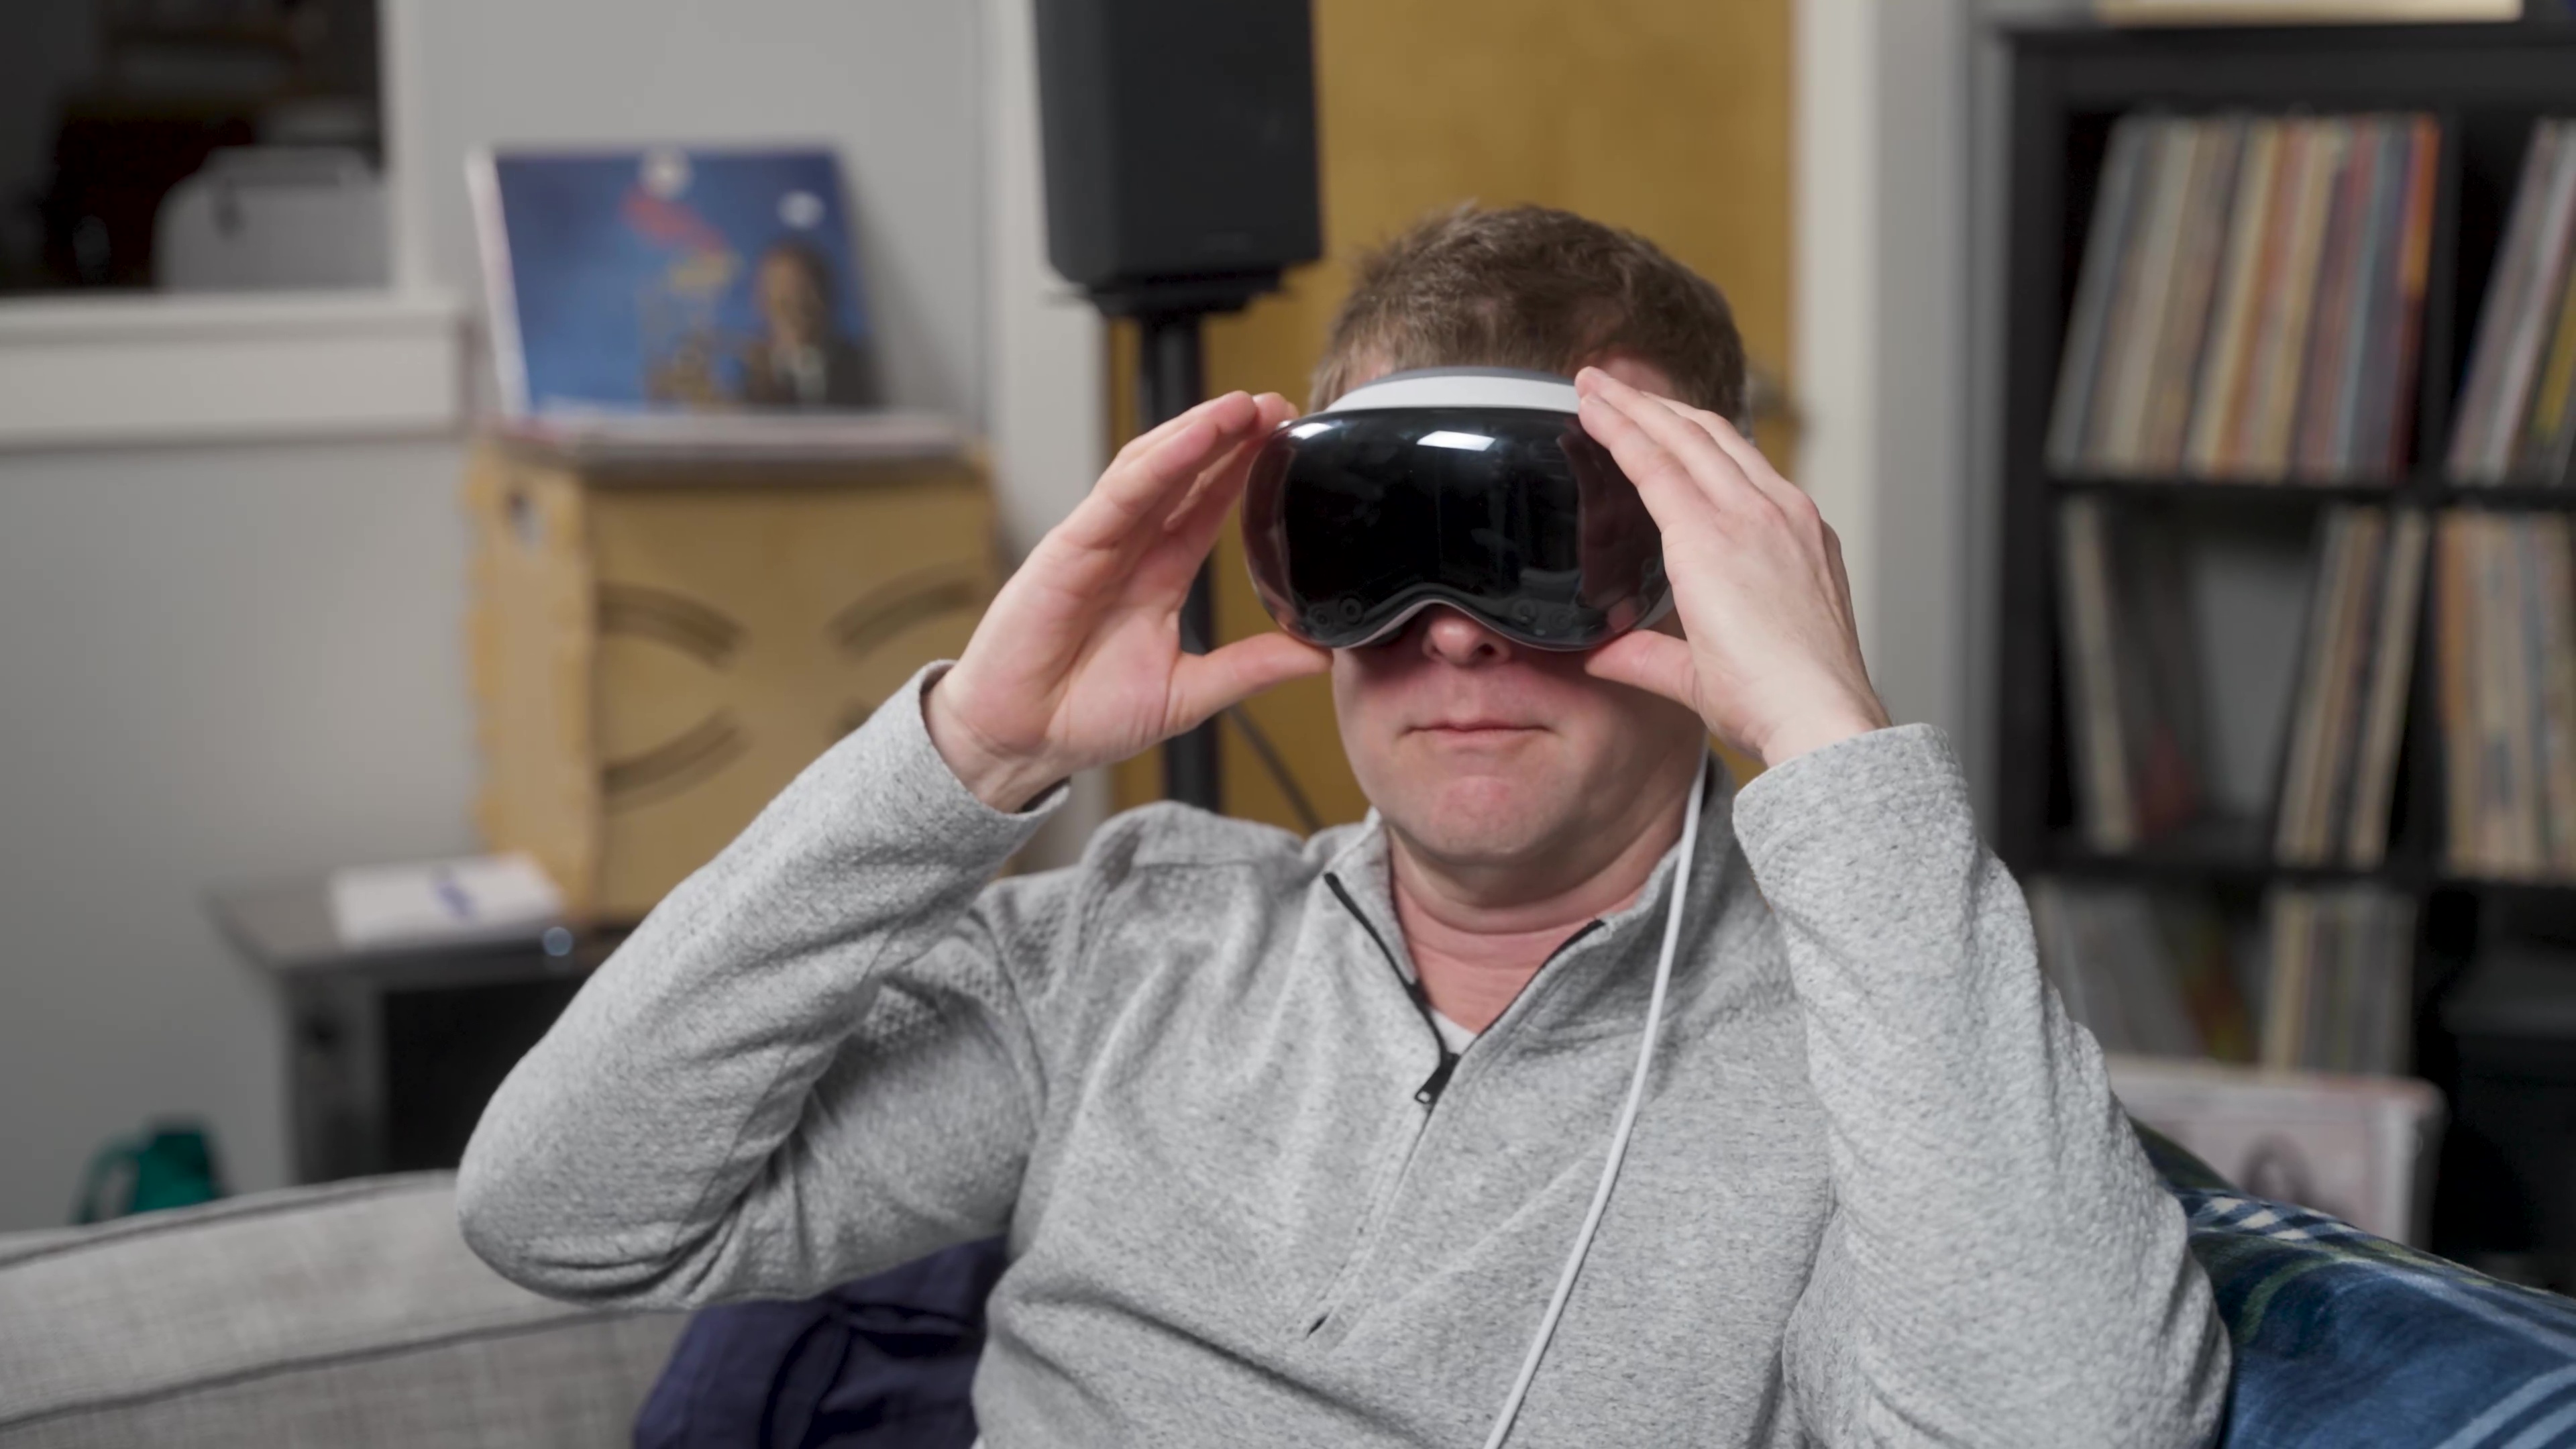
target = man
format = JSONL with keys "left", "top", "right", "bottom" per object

{"left": 737, "top": 239, "right": 877, "bottom": 408}
{"left": 461, "top": 205, "right": 2228, "bottom": 1446}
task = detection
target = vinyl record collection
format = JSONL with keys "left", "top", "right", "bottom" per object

{"left": 2040, "top": 117, "right": 2576, "bottom": 1082}
{"left": 2053, "top": 496, "right": 2212, "bottom": 852}
{"left": 2031, "top": 878, "right": 2412, "bottom": 1075}
{"left": 2273, "top": 506, "right": 2428, "bottom": 868}
{"left": 2447, "top": 118, "right": 2576, "bottom": 488}
{"left": 2047, "top": 112, "right": 2440, "bottom": 484}
{"left": 2029, "top": 879, "right": 2254, "bottom": 1062}
{"left": 2005, "top": 33, "right": 2576, "bottom": 1276}
{"left": 2257, "top": 885, "right": 2416, "bottom": 1076}
{"left": 2436, "top": 510, "right": 2576, "bottom": 881}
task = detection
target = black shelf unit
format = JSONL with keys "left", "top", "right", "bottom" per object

{"left": 1995, "top": 19, "right": 2576, "bottom": 1280}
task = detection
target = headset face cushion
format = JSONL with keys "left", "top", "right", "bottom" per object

{"left": 1240, "top": 378, "right": 1669, "bottom": 652}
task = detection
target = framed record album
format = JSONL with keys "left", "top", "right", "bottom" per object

{"left": 470, "top": 146, "right": 880, "bottom": 417}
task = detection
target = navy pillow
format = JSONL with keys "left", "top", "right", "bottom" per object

{"left": 633, "top": 1236, "right": 1002, "bottom": 1449}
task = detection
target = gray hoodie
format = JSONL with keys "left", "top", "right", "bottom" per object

{"left": 458, "top": 665, "right": 2229, "bottom": 1446}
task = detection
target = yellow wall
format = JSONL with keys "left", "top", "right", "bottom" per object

{"left": 1114, "top": 0, "right": 1794, "bottom": 824}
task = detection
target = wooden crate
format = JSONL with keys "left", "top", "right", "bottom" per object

{"left": 465, "top": 439, "right": 995, "bottom": 920}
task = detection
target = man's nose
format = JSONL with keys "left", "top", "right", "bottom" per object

{"left": 1419, "top": 607, "right": 1513, "bottom": 667}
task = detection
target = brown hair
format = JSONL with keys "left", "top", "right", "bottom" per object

{"left": 1309, "top": 203, "right": 1746, "bottom": 419}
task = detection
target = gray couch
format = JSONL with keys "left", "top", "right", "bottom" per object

{"left": 0, "top": 1174, "right": 681, "bottom": 1448}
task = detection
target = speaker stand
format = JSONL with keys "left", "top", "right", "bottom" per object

{"left": 1091, "top": 272, "right": 1281, "bottom": 814}
{"left": 1135, "top": 310, "right": 1223, "bottom": 812}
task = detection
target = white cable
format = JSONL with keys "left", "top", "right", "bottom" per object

{"left": 1479, "top": 765, "right": 1704, "bottom": 1449}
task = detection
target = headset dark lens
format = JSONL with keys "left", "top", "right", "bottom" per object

{"left": 1244, "top": 406, "right": 1667, "bottom": 650}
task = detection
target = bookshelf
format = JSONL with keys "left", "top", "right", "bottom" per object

{"left": 1996, "top": 18, "right": 2576, "bottom": 1279}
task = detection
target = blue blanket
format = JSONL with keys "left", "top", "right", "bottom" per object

{"left": 2138, "top": 1128, "right": 2576, "bottom": 1448}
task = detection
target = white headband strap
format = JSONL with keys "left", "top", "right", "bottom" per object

{"left": 1324, "top": 370, "right": 1580, "bottom": 415}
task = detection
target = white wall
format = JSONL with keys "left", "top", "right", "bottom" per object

{"left": 1796, "top": 0, "right": 1982, "bottom": 802}
{"left": 0, "top": 0, "right": 999, "bottom": 1231}
{"left": 0, "top": 439, "right": 477, "bottom": 1228}
{"left": 980, "top": 0, "right": 1112, "bottom": 863}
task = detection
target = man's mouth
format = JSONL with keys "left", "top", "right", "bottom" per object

{"left": 1415, "top": 719, "right": 1544, "bottom": 737}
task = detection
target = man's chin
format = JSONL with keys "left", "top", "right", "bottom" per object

{"left": 1378, "top": 772, "right": 1573, "bottom": 867}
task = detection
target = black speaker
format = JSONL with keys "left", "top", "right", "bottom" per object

{"left": 1034, "top": 0, "right": 1322, "bottom": 310}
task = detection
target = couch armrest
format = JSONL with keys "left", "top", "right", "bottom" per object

{"left": 0, "top": 1173, "right": 682, "bottom": 1448}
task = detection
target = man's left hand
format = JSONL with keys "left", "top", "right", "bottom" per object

{"left": 1572, "top": 366, "right": 1890, "bottom": 767}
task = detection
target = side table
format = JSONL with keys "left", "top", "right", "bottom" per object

{"left": 209, "top": 880, "right": 627, "bottom": 1184}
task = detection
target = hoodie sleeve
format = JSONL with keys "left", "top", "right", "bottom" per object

{"left": 455, "top": 663, "right": 1077, "bottom": 1309}
{"left": 1729, "top": 724, "right": 2229, "bottom": 1448}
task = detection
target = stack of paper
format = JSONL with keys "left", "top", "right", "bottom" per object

{"left": 327, "top": 853, "right": 565, "bottom": 951}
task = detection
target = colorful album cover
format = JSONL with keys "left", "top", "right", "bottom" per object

{"left": 471, "top": 146, "right": 877, "bottom": 415}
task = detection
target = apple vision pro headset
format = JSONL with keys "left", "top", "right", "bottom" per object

{"left": 1244, "top": 368, "right": 1705, "bottom": 1448}
{"left": 1242, "top": 367, "right": 1678, "bottom": 652}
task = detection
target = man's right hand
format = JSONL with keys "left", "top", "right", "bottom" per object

{"left": 924, "top": 390, "right": 1332, "bottom": 812}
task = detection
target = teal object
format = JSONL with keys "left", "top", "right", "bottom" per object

{"left": 72, "top": 1122, "right": 226, "bottom": 1224}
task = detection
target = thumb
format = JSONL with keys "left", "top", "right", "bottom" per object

{"left": 1581, "top": 630, "right": 1697, "bottom": 709}
{"left": 1169, "top": 633, "right": 1332, "bottom": 733}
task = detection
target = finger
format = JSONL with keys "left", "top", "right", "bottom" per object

{"left": 1571, "top": 390, "right": 1721, "bottom": 537}
{"left": 1166, "top": 393, "right": 1295, "bottom": 537}
{"left": 1133, "top": 394, "right": 1298, "bottom": 598}
{"left": 1161, "top": 441, "right": 1257, "bottom": 571}
{"left": 1060, "top": 392, "right": 1265, "bottom": 549}
{"left": 1580, "top": 629, "right": 1697, "bottom": 709}
{"left": 1130, "top": 432, "right": 1263, "bottom": 598}
{"left": 1668, "top": 403, "right": 1815, "bottom": 521}
{"left": 1021, "top": 393, "right": 1280, "bottom": 631}
{"left": 1169, "top": 631, "right": 1332, "bottom": 731}
{"left": 1107, "top": 387, "right": 1260, "bottom": 473}
{"left": 1104, "top": 390, "right": 1262, "bottom": 514}
{"left": 1823, "top": 522, "right": 1859, "bottom": 626}
{"left": 1576, "top": 368, "right": 1768, "bottom": 518}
